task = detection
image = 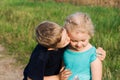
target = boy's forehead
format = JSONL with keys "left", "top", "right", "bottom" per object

{"left": 56, "top": 28, "right": 70, "bottom": 47}
{"left": 61, "top": 29, "right": 68, "bottom": 40}
{"left": 61, "top": 28, "right": 67, "bottom": 38}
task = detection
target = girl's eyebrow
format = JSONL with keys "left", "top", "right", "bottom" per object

{"left": 70, "top": 39, "right": 78, "bottom": 42}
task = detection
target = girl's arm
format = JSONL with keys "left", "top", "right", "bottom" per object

{"left": 91, "top": 58, "right": 102, "bottom": 80}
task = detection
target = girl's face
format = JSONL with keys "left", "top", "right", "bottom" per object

{"left": 56, "top": 29, "right": 70, "bottom": 48}
{"left": 68, "top": 31, "right": 91, "bottom": 51}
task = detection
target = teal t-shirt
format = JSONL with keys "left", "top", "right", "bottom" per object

{"left": 63, "top": 46, "right": 97, "bottom": 80}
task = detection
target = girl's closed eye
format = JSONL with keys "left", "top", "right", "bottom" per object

{"left": 81, "top": 40, "right": 86, "bottom": 42}
{"left": 71, "top": 40, "right": 78, "bottom": 42}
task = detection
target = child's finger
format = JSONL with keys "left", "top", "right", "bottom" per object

{"left": 60, "top": 66, "right": 65, "bottom": 72}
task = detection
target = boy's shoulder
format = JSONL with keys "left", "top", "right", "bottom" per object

{"left": 30, "top": 44, "right": 49, "bottom": 60}
{"left": 35, "top": 44, "right": 47, "bottom": 50}
{"left": 31, "top": 44, "right": 48, "bottom": 56}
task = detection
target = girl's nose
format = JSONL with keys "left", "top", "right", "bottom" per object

{"left": 77, "top": 42, "right": 82, "bottom": 47}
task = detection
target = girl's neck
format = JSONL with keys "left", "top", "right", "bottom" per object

{"left": 69, "top": 43, "right": 92, "bottom": 52}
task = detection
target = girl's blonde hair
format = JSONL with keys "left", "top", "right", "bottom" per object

{"left": 35, "top": 21, "right": 63, "bottom": 48}
{"left": 64, "top": 12, "right": 95, "bottom": 37}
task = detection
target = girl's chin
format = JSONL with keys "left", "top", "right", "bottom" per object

{"left": 71, "top": 48, "right": 82, "bottom": 51}
{"left": 69, "top": 46, "right": 83, "bottom": 51}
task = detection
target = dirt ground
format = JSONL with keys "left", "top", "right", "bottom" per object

{"left": 0, "top": 45, "right": 23, "bottom": 80}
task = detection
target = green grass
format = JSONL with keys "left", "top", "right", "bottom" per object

{"left": 0, "top": 0, "right": 120, "bottom": 79}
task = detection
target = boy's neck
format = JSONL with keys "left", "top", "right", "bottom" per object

{"left": 48, "top": 48, "right": 58, "bottom": 51}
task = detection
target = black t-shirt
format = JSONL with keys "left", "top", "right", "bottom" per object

{"left": 23, "top": 44, "right": 65, "bottom": 80}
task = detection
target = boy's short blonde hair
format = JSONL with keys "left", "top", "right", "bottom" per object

{"left": 35, "top": 21, "right": 63, "bottom": 48}
{"left": 64, "top": 12, "right": 94, "bottom": 37}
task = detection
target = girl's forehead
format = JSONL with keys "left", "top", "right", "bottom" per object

{"left": 70, "top": 32, "right": 89, "bottom": 39}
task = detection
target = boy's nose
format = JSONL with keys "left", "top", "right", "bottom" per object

{"left": 67, "top": 37, "right": 70, "bottom": 42}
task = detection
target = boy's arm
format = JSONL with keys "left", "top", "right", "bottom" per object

{"left": 44, "top": 75, "right": 59, "bottom": 80}
{"left": 59, "top": 67, "right": 72, "bottom": 80}
{"left": 91, "top": 58, "right": 102, "bottom": 80}
{"left": 58, "top": 61, "right": 72, "bottom": 80}
{"left": 23, "top": 44, "right": 46, "bottom": 80}
{"left": 43, "top": 67, "right": 71, "bottom": 80}
{"left": 96, "top": 47, "right": 106, "bottom": 61}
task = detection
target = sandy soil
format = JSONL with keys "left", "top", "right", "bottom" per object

{"left": 0, "top": 45, "right": 23, "bottom": 80}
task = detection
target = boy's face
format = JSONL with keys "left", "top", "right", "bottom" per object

{"left": 56, "top": 29, "right": 70, "bottom": 48}
{"left": 68, "top": 31, "right": 90, "bottom": 51}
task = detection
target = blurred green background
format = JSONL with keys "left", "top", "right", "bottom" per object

{"left": 0, "top": 0, "right": 120, "bottom": 79}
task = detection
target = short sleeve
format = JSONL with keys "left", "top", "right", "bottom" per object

{"left": 23, "top": 44, "right": 48, "bottom": 80}
{"left": 90, "top": 48, "right": 97, "bottom": 63}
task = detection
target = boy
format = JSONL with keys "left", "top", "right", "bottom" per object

{"left": 23, "top": 21, "right": 70, "bottom": 80}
